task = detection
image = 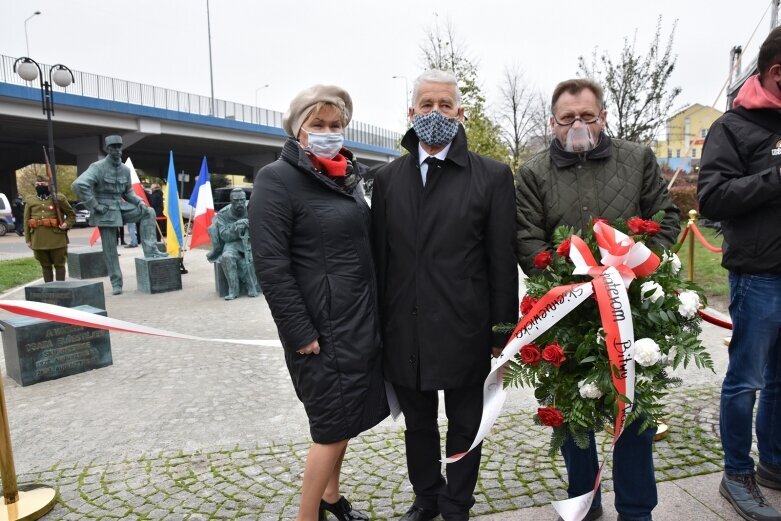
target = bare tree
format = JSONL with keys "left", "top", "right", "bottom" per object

{"left": 578, "top": 16, "right": 681, "bottom": 144}
{"left": 419, "top": 18, "right": 509, "bottom": 162}
{"left": 497, "top": 65, "right": 539, "bottom": 171}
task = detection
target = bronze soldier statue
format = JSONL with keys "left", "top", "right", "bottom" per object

{"left": 207, "top": 188, "right": 259, "bottom": 300}
{"left": 72, "top": 135, "right": 166, "bottom": 295}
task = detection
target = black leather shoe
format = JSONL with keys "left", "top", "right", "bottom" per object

{"left": 320, "top": 496, "right": 369, "bottom": 521}
{"left": 757, "top": 461, "right": 781, "bottom": 490}
{"left": 399, "top": 505, "right": 439, "bottom": 521}
{"left": 557, "top": 504, "right": 603, "bottom": 521}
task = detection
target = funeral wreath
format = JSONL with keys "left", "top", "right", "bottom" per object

{"left": 501, "top": 215, "right": 715, "bottom": 455}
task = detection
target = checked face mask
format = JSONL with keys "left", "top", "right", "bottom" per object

{"left": 412, "top": 111, "right": 459, "bottom": 147}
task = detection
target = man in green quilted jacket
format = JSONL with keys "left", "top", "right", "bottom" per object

{"left": 515, "top": 78, "right": 680, "bottom": 521}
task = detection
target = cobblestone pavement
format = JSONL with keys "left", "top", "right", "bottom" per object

{"left": 17, "top": 387, "right": 727, "bottom": 520}
{"left": 0, "top": 245, "right": 739, "bottom": 519}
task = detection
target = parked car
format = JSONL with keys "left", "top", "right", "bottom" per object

{"left": 178, "top": 199, "right": 195, "bottom": 222}
{"left": 0, "top": 192, "right": 13, "bottom": 236}
{"left": 212, "top": 186, "right": 252, "bottom": 212}
{"left": 73, "top": 202, "right": 91, "bottom": 227}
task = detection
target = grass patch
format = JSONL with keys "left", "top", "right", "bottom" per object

{"left": 675, "top": 225, "right": 728, "bottom": 305}
{"left": 0, "top": 257, "right": 41, "bottom": 292}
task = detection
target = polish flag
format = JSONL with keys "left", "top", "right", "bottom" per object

{"left": 126, "top": 157, "right": 149, "bottom": 206}
{"left": 188, "top": 156, "right": 215, "bottom": 249}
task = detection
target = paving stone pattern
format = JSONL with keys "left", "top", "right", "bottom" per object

{"left": 0, "top": 251, "right": 736, "bottom": 519}
{"left": 17, "top": 387, "right": 727, "bottom": 520}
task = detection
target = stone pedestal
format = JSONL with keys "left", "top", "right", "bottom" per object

{"left": 135, "top": 257, "right": 182, "bottom": 294}
{"left": 213, "top": 259, "right": 262, "bottom": 298}
{"left": 24, "top": 280, "right": 106, "bottom": 310}
{"left": 0, "top": 305, "right": 112, "bottom": 386}
{"left": 67, "top": 249, "right": 108, "bottom": 279}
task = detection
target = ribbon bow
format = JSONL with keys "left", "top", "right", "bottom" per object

{"left": 569, "top": 221, "right": 660, "bottom": 287}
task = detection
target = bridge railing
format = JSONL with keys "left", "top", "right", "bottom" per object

{"left": 0, "top": 54, "right": 401, "bottom": 151}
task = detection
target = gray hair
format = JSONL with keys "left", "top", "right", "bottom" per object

{"left": 411, "top": 69, "right": 462, "bottom": 107}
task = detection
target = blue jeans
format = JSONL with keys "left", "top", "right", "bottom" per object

{"left": 721, "top": 272, "right": 781, "bottom": 475}
{"left": 127, "top": 222, "right": 139, "bottom": 246}
{"left": 561, "top": 418, "right": 657, "bottom": 521}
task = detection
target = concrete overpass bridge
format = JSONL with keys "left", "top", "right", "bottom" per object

{"left": 0, "top": 54, "right": 402, "bottom": 197}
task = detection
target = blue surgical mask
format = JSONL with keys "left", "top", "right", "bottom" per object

{"left": 304, "top": 132, "right": 344, "bottom": 160}
{"left": 413, "top": 111, "right": 459, "bottom": 147}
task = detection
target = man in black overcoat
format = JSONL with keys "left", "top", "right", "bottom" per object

{"left": 372, "top": 69, "right": 518, "bottom": 521}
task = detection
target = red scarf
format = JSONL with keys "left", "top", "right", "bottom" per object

{"left": 733, "top": 74, "right": 781, "bottom": 110}
{"left": 309, "top": 153, "right": 348, "bottom": 178}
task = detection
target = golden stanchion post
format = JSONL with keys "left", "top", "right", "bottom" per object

{"left": 687, "top": 209, "right": 698, "bottom": 283}
{"left": 0, "top": 368, "right": 56, "bottom": 521}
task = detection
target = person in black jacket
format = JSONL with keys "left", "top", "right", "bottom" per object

{"left": 249, "top": 85, "right": 387, "bottom": 521}
{"left": 372, "top": 70, "right": 518, "bottom": 521}
{"left": 698, "top": 26, "right": 781, "bottom": 521}
{"left": 149, "top": 183, "right": 164, "bottom": 240}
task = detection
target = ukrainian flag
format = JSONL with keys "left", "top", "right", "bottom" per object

{"left": 163, "top": 150, "right": 185, "bottom": 257}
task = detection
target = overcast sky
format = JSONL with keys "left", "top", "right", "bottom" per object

{"left": 1, "top": 0, "right": 776, "bottom": 134}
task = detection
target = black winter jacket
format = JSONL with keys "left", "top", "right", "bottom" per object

{"left": 372, "top": 126, "right": 518, "bottom": 391}
{"left": 698, "top": 108, "right": 781, "bottom": 274}
{"left": 249, "top": 139, "right": 388, "bottom": 443}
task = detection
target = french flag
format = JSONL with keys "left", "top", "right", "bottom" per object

{"left": 88, "top": 157, "right": 146, "bottom": 246}
{"left": 188, "top": 156, "right": 215, "bottom": 249}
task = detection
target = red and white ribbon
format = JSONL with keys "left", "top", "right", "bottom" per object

{"left": 0, "top": 300, "right": 281, "bottom": 347}
{"left": 444, "top": 223, "right": 658, "bottom": 521}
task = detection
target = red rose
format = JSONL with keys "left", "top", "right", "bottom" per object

{"left": 641, "top": 221, "right": 661, "bottom": 236}
{"left": 520, "top": 295, "right": 538, "bottom": 315}
{"left": 519, "top": 343, "right": 541, "bottom": 366}
{"left": 533, "top": 250, "right": 553, "bottom": 269}
{"left": 556, "top": 238, "right": 571, "bottom": 258}
{"left": 593, "top": 217, "right": 608, "bottom": 226}
{"left": 542, "top": 342, "right": 567, "bottom": 367}
{"left": 626, "top": 216, "right": 645, "bottom": 235}
{"left": 537, "top": 406, "right": 565, "bottom": 427}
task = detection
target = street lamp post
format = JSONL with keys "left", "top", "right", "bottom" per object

{"left": 24, "top": 11, "right": 41, "bottom": 57}
{"left": 392, "top": 75, "right": 410, "bottom": 127}
{"left": 14, "top": 57, "right": 75, "bottom": 197}
{"left": 206, "top": 0, "right": 215, "bottom": 116}
{"left": 254, "top": 84, "right": 270, "bottom": 107}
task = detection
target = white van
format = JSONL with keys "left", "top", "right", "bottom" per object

{"left": 0, "top": 193, "right": 14, "bottom": 236}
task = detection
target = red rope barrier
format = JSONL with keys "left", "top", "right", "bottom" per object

{"left": 689, "top": 223, "right": 723, "bottom": 253}
{"left": 698, "top": 308, "right": 732, "bottom": 330}
{"left": 672, "top": 225, "right": 690, "bottom": 253}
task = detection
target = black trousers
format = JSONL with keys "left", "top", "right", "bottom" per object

{"left": 393, "top": 382, "right": 483, "bottom": 520}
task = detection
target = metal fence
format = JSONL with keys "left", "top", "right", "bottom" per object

{"left": 0, "top": 54, "right": 401, "bottom": 151}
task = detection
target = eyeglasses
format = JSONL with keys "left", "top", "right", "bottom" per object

{"left": 552, "top": 113, "right": 601, "bottom": 126}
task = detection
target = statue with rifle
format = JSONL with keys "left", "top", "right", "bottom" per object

{"left": 206, "top": 188, "right": 260, "bottom": 300}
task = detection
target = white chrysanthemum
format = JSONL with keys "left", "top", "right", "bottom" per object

{"left": 578, "top": 380, "right": 603, "bottom": 399}
{"left": 634, "top": 338, "right": 662, "bottom": 367}
{"left": 678, "top": 291, "right": 701, "bottom": 318}
{"left": 640, "top": 281, "right": 665, "bottom": 303}
{"left": 662, "top": 251, "right": 682, "bottom": 275}
{"left": 670, "top": 253, "right": 682, "bottom": 274}
{"left": 596, "top": 327, "right": 605, "bottom": 345}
